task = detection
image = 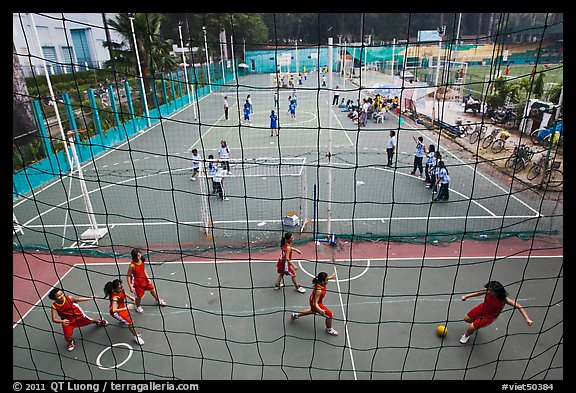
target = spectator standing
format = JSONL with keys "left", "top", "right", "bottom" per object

{"left": 218, "top": 140, "right": 231, "bottom": 173}
{"left": 332, "top": 86, "right": 340, "bottom": 105}
{"left": 409, "top": 135, "right": 426, "bottom": 178}
{"left": 223, "top": 96, "right": 229, "bottom": 120}
{"left": 424, "top": 145, "right": 436, "bottom": 187}
{"left": 212, "top": 163, "right": 229, "bottom": 201}
{"left": 432, "top": 160, "right": 450, "bottom": 202}
{"left": 386, "top": 130, "right": 397, "bottom": 167}
{"left": 190, "top": 148, "right": 201, "bottom": 181}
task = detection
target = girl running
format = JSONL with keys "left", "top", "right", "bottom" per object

{"left": 291, "top": 271, "right": 339, "bottom": 336}
{"left": 460, "top": 281, "right": 533, "bottom": 344}
{"left": 275, "top": 232, "right": 306, "bottom": 293}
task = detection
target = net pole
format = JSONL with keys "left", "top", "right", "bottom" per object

{"left": 199, "top": 159, "right": 210, "bottom": 236}
{"left": 202, "top": 26, "right": 212, "bottom": 93}
{"left": 327, "top": 37, "right": 334, "bottom": 237}
{"left": 230, "top": 35, "right": 236, "bottom": 81}
{"left": 178, "top": 23, "right": 191, "bottom": 104}
{"left": 219, "top": 32, "right": 226, "bottom": 84}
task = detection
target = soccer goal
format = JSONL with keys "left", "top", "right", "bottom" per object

{"left": 198, "top": 157, "right": 308, "bottom": 237}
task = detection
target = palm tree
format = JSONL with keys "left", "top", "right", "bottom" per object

{"left": 104, "top": 13, "right": 178, "bottom": 94}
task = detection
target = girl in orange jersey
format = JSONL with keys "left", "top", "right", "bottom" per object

{"left": 126, "top": 248, "right": 167, "bottom": 313}
{"left": 291, "top": 271, "right": 339, "bottom": 336}
{"left": 104, "top": 279, "right": 145, "bottom": 345}
{"left": 48, "top": 287, "right": 108, "bottom": 352}
{"left": 274, "top": 232, "right": 306, "bottom": 293}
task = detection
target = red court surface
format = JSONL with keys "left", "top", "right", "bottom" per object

{"left": 13, "top": 235, "right": 563, "bottom": 326}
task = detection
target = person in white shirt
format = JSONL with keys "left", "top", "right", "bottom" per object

{"left": 386, "top": 130, "right": 397, "bottom": 167}
{"left": 212, "top": 163, "right": 229, "bottom": 201}
{"left": 190, "top": 148, "right": 201, "bottom": 181}
{"left": 218, "top": 140, "right": 231, "bottom": 173}
{"left": 223, "top": 96, "right": 229, "bottom": 120}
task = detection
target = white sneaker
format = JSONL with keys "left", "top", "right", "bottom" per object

{"left": 295, "top": 286, "right": 306, "bottom": 293}
{"left": 459, "top": 334, "right": 470, "bottom": 344}
{"left": 158, "top": 298, "right": 167, "bottom": 306}
{"left": 291, "top": 313, "right": 299, "bottom": 321}
{"left": 191, "top": 177, "right": 197, "bottom": 181}
{"left": 274, "top": 282, "right": 284, "bottom": 290}
{"left": 134, "top": 334, "right": 145, "bottom": 345}
{"left": 325, "top": 328, "right": 339, "bottom": 336}
{"left": 135, "top": 306, "right": 144, "bottom": 314}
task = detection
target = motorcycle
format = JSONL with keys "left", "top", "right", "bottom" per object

{"left": 487, "top": 106, "right": 517, "bottom": 129}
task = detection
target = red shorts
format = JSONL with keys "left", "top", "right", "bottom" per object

{"left": 276, "top": 259, "right": 295, "bottom": 276}
{"left": 111, "top": 309, "right": 132, "bottom": 325}
{"left": 311, "top": 303, "right": 333, "bottom": 318}
{"left": 467, "top": 303, "right": 499, "bottom": 329}
{"left": 61, "top": 317, "right": 93, "bottom": 340}
{"left": 133, "top": 280, "right": 155, "bottom": 299}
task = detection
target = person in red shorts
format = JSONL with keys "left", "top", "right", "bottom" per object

{"left": 48, "top": 287, "right": 108, "bottom": 352}
{"left": 274, "top": 232, "right": 306, "bottom": 293}
{"left": 459, "top": 280, "right": 533, "bottom": 344}
{"left": 104, "top": 279, "right": 145, "bottom": 345}
{"left": 126, "top": 248, "right": 167, "bottom": 313}
{"left": 291, "top": 271, "right": 339, "bottom": 336}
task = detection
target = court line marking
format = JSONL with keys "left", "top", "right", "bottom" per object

{"left": 96, "top": 343, "right": 134, "bottom": 370}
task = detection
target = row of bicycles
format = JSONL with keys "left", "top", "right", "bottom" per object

{"left": 456, "top": 119, "right": 563, "bottom": 189}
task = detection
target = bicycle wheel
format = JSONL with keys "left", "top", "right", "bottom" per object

{"left": 505, "top": 156, "right": 525, "bottom": 174}
{"left": 545, "top": 169, "right": 563, "bottom": 188}
{"left": 469, "top": 131, "right": 480, "bottom": 145}
{"left": 482, "top": 135, "right": 494, "bottom": 149}
{"left": 526, "top": 163, "right": 542, "bottom": 181}
{"left": 530, "top": 130, "right": 541, "bottom": 145}
{"left": 492, "top": 139, "right": 505, "bottom": 154}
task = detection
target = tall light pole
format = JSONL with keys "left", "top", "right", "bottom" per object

{"left": 128, "top": 13, "right": 151, "bottom": 127}
{"left": 178, "top": 22, "right": 190, "bottom": 103}
{"left": 203, "top": 26, "right": 212, "bottom": 93}
{"left": 432, "top": 26, "right": 445, "bottom": 128}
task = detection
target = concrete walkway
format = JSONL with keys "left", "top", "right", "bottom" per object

{"left": 346, "top": 69, "right": 563, "bottom": 194}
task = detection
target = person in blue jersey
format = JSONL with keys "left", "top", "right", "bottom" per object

{"left": 242, "top": 101, "right": 251, "bottom": 125}
{"left": 270, "top": 110, "right": 279, "bottom": 137}
{"left": 289, "top": 99, "right": 297, "bottom": 120}
{"left": 410, "top": 135, "right": 426, "bottom": 178}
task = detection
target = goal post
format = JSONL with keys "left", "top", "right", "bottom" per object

{"left": 198, "top": 157, "right": 308, "bottom": 236}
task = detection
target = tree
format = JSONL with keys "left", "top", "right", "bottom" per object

{"left": 104, "top": 13, "right": 178, "bottom": 94}
{"left": 533, "top": 72, "right": 544, "bottom": 99}
{"left": 13, "top": 42, "right": 37, "bottom": 141}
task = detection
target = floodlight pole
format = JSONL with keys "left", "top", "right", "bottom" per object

{"left": 178, "top": 22, "right": 191, "bottom": 104}
{"left": 219, "top": 30, "right": 226, "bottom": 84}
{"left": 129, "top": 13, "right": 151, "bottom": 127}
{"left": 29, "top": 13, "right": 73, "bottom": 171}
{"left": 432, "top": 26, "right": 445, "bottom": 128}
{"left": 203, "top": 26, "right": 212, "bottom": 93}
{"left": 327, "top": 37, "right": 334, "bottom": 237}
{"left": 230, "top": 35, "right": 236, "bottom": 80}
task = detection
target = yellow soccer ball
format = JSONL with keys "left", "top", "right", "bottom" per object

{"left": 437, "top": 325, "right": 448, "bottom": 337}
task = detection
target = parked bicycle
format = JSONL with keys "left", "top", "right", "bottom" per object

{"left": 455, "top": 118, "right": 475, "bottom": 136}
{"left": 504, "top": 144, "right": 534, "bottom": 174}
{"left": 468, "top": 124, "right": 489, "bottom": 145}
{"left": 481, "top": 127, "right": 511, "bottom": 154}
{"left": 526, "top": 153, "right": 563, "bottom": 188}
{"left": 530, "top": 122, "right": 563, "bottom": 148}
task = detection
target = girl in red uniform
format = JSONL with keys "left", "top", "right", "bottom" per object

{"left": 104, "top": 279, "right": 145, "bottom": 345}
{"left": 126, "top": 248, "right": 167, "bottom": 313}
{"left": 291, "top": 271, "right": 339, "bottom": 336}
{"left": 460, "top": 280, "right": 533, "bottom": 344}
{"left": 275, "top": 232, "right": 306, "bottom": 293}
{"left": 48, "top": 287, "right": 108, "bottom": 352}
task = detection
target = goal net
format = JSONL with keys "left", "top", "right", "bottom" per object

{"left": 198, "top": 157, "right": 308, "bottom": 238}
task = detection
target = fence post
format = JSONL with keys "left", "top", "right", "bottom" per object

{"left": 31, "top": 99, "right": 55, "bottom": 173}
